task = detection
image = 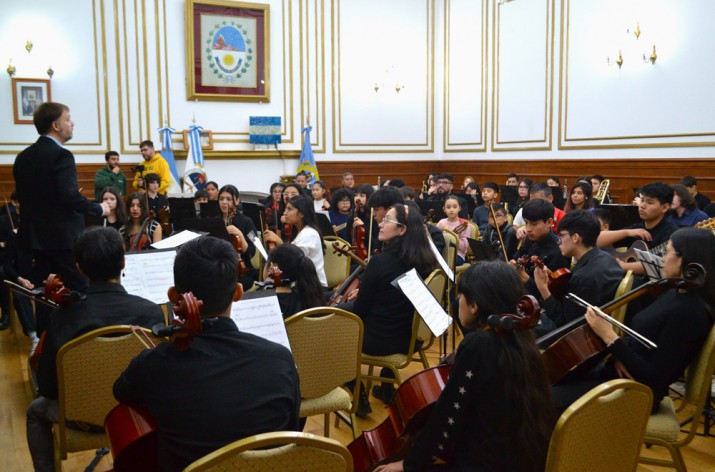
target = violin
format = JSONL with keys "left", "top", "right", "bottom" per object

{"left": 128, "top": 217, "right": 152, "bottom": 252}
{"left": 348, "top": 296, "right": 541, "bottom": 471}
{"left": 226, "top": 209, "right": 247, "bottom": 277}
{"left": 105, "top": 290, "right": 216, "bottom": 471}
{"left": 264, "top": 208, "right": 277, "bottom": 251}
{"left": 255, "top": 266, "right": 288, "bottom": 290}
{"left": 529, "top": 256, "right": 572, "bottom": 300}
{"left": 157, "top": 205, "right": 171, "bottom": 238}
{"left": 538, "top": 263, "right": 706, "bottom": 385}
{"left": 423, "top": 209, "right": 436, "bottom": 224}
{"left": 352, "top": 201, "right": 368, "bottom": 260}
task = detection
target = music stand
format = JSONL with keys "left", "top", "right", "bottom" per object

{"left": 168, "top": 197, "right": 198, "bottom": 222}
{"left": 467, "top": 238, "right": 497, "bottom": 261}
{"left": 550, "top": 186, "right": 566, "bottom": 210}
{"left": 315, "top": 213, "right": 335, "bottom": 237}
{"left": 416, "top": 200, "right": 447, "bottom": 223}
{"left": 599, "top": 204, "right": 641, "bottom": 231}
{"left": 240, "top": 202, "right": 265, "bottom": 231}
{"left": 172, "top": 217, "right": 230, "bottom": 242}
{"left": 199, "top": 201, "right": 221, "bottom": 218}
{"left": 499, "top": 185, "right": 519, "bottom": 211}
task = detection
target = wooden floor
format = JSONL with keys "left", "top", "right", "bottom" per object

{"left": 2, "top": 317, "right": 714, "bottom": 471}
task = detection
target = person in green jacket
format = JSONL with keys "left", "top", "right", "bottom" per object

{"left": 94, "top": 150, "right": 126, "bottom": 201}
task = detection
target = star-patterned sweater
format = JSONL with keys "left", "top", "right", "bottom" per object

{"left": 403, "top": 330, "right": 550, "bottom": 471}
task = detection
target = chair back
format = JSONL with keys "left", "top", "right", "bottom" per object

{"left": 466, "top": 220, "right": 480, "bottom": 241}
{"left": 610, "top": 270, "right": 634, "bottom": 328}
{"left": 284, "top": 307, "right": 363, "bottom": 400}
{"left": 682, "top": 322, "right": 715, "bottom": 415}
{"left": 545, "top": 379, "right": 653, "bottom": 472}
{"left": 183, "top": 431, "right": 353, "bottom": 472}
{"left": 56, "top": 325, "right": 152, "bottom": 453}
{"left": 441, "top": 228, "right": 458, "bottom": 271}
{"left": 322, "top": 236, "right": 352, "bottom": 289}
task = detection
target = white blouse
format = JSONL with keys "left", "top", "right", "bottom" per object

{"left": 292, "top": 226, "right": 328, "bottom": 287}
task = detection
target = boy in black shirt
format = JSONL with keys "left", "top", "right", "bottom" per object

{"left": 596, "top": 182, "right": 677, "bottom": 276}
{"left": 482, "top": 203, "right": 517, "bottom": 261}
{"left": 510, "top": 199, "right": 569, "bottom": 297}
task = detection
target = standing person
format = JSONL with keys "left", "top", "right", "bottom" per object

{"left": 94, "top": 151, "right": 126, "bottom": 200}
{"left": 564, "top": 181, "right": 596, "bottom": 213}
{"left": 218, "top": 185, "right": 258, "bottom": 290}
{"left": 122, "top": 192, "right": 162, "bottom": 250}
{"left": 98, "top": 187, "right": 127, "bottom": 232}
{"left": 12, "top": 102, "right": 109, "bottom": 304}
{"left": 374, "top": 262, "right": 555, "bottom": 472}
{"left": 114, "top": 236, "right": 301, "bottom": 472}
{"left": 205, "top": 181, "right": 219, "bottom": 201}
{"left": 264, "top": 244, "right": 325, "bottom": 319}
{"left": 26, "top": 227, "right": 164, "bottom": 472}
{"left": 436, "top": 195, "right": 469, "bottom": 266}
{"left": 311, "top": 180, "right": 331, "bottom": 212}
{"left": 263, "top": 195, "right": 328, "bottom": 287}
{"left": 132, "top": 140, "right": 171, "bottom": 195}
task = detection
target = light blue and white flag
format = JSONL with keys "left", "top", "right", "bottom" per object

{"left": 157, "top": 126, "right": 182, "bottom": 194}
{"left": 296, "top": 125, "right": 319, "bottom": 184}
{"left": 184, "top": 124, "right": 208, "bottom": 192}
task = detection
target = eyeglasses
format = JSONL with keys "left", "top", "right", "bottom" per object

{"left": 382, "top": 216, "right": 404, "bottom": 226}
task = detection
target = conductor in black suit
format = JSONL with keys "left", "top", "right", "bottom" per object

{"left": 13, "top": 102, "right": 109, "bottom": 328}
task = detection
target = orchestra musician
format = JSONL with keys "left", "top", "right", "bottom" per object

{"left": 374, "top": 262, "right": 555, "bottom": 472}
{"left": 113, "top": 236, "right": 301, "bottom": 472}
{"left": 218, "top": 185, "right": 259, "bottom": 289}
{"left": 264, "top": 244, "right": 325, "bottom": 318}
{"left": 347, "top": 203, "right": 438, "bottom": 412}
{"left": 436, "top": 195, "right": 469, "bottom": 266}
{"left": 563, "top": 181, "right": 596, "bottom": 213}
{"left": 98, "top": 186, "right": 126, "bottom": 232}
{"left": 328, "top": 189, "right": 353, "bottom": 242}
{"left": 311, "top": 179, "right": 331, "bottom": 212}
{"left": 121, "top": 192, "right": 162, "bottom": 250}
{"left": 144, "top": 173, "right": 168, "bottom": 218}
{"left": 482, "top": 203, "right": 518, "bottom": 261}
{"left": 533, "top": 210, "right": 624, "bottom": 336}
{"left": 205, "top": 181, "right": 219, "bottom": 201}
{"left": 263, "top": 195, "right": 327, "bottom": 287}
{"left": 472, "top": 182, "right": 500, "bottom": 236}
{"left": 552, "top": 228, "right": 715, "bottom": 414}
{"left": 26, "top": 227, "right": 164, "bottom": 472}
{"left": 261, "top": 182, "right": 285, "bottom": 231}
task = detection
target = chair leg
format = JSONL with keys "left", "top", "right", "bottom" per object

{"left": 419, "top": 349, "right": 430, "bottom": 369}
{"left": 350, "top": 413, "right": 358, "bottom": 439}
{"left": 366, "top": 365, "right": 375, "bottom": 395}
{"left": 53, "top": 429, "right": 62, "bottom": 472}
{"left": 323, "top": 413, "right": 330, "bottom": 437}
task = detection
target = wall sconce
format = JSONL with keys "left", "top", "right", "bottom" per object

{"left": 25, "top": 40, "right": 33, "bottom": 53}
{"left": 643, "top": 45, "right": 657, "bottom": 65}
{"left": 6, "top": 59, "right": 16, "bottom": 77}
{"left": 607, "top": 51, "right": 624, "bottom": 69}
{"left": 47, "top": 66, "right": 54, "bottom": 79}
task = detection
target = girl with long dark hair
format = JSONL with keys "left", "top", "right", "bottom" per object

{"left": 99, "top": 186, "right": 126, "bottom": 232}
{"left": 375, "top": 261, "right": 555, "bottom": 472}
{"left": 261, "top": 182, "right": 286, "bottom": 233}
{"left": 264, "top": 244, "right": 325, "bottom": 318}
{"left": 122, "top": 192, "right": 162, "bottom": 249}
{"left": 218, "top": 185, "right": 258, "bottom": 289}
{"left": 564, "top": 181, "right": 596, "bottom": 213}
{"left": 263, "top": 195, "right": 327, "bottom": 287}
{"left": 553, "top": 227, "right": 715, "bottom": 413}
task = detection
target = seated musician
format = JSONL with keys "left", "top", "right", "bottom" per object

{"left": 512, "top": 183, "right": 566, "bottom": 241}
{"left": 399, "top": 186, "right": 416, "bottom": 201}
{"left": 363, "top": 186, "right": 403, "bottom": 256}
{"left": 194, "top": 189, "right": 209, "bottom": 204}
{"left": 263, "top": 195, "right": 327, "bottom": 287}
{"left": 564, "top": 181, "right": 596, "bottom": 213}
{"left": 374, "top": 262, "right": 555, "bottom": 472}
{"left": 205, "top": 181, "right": 219, "bottom": 201}
{"left": 596, "top": 182, "right": 678, "bottom": 276}
{"left": 328, "top": 188, "right": 353, "bottom": 242}
{"left": 114, "top": 237, "right": 301, "bottom": 472}
{"left": 679, "top": 175, "right": 711, "bottom": 211}
{"left": 592, "top": 207, "right": 610, "bottom": 231}
{"left": 591, "top": 174, "right": 611, "bottom": 204}
{"left": 667, "top": 184, "right": 709, "bottom": 228}
{"left": 264, "top": 244, "right": 324, "bottom": 318}
{"left": 510, "top": 199, "right": 570, "bottom": 297}
{"left": 472, "top": 182, "right": 499, "bottom": 235}
{"left": 436, "top": 195, "right": 469, "bottom": 266}
{"left": 482, "top": 203, "right": 518, "bottom": 261}
{"left": 350, "top": 203, "right": 437, "bottom": 409}
{"left": 352, "top": 183, "right": 377, "bottom": 250}
{"left": 533, "top": 210, "right": 624, "bottom": 336}
{"left": 27, "top": 227, "right": 164, "bottom": 472}
{"left": 144, "top": 173, "right": 168, "bottom": 218}
{"left": 218, "top": 184, "right": 258, "bottom": 290}
{"left": 122, "top": 192, "right": 162, "bottom": 249}
{"left": 552, "top": 228, "right": 715, "bottom": 414}
{"left": 98, "top": 186, "right": 126, "bottom": 231}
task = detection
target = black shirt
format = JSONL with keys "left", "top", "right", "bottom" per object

{"left": 37, "top": 282, "right": 164, "bottom": 399}
{"left": 619, "top": 218, "right": 678, "bottom": 255}
{"left": 277, "top": 291, "right": 303, "bottom": 319}
{"left": 227, "top": 212, "right": 259, "bottom": 289}
{"left": 147, "top": 194, "right": 168, "bottom": 218}
{"left": 482, "top": 222, "right": 518, "bottom": 261}
{"left": 427, "top": 193, "right": 469, "bottom": 219}
{"left": 114, "top": 316, "right": 301, "bottom": 472}
{"left": 695, "top": 192, "right": 711, "bottom": 211}
{"left": 539, "top": 248, "right": 624, "bottom": 333}
{"left": 514, "top": 232, "right": 569, "bottom": 300}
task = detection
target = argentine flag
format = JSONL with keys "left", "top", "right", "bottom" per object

{"left": 184, "top": 125, "right": 207, "bottom": 192}
{"left": 296, "top": 125, "right": 319, "bottom": 184}
{"left": 157, "top": 126, "right": 182, "bottom": 194}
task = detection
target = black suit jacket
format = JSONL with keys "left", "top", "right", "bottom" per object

{"left": 13, "top": 136, "right": 102, "bottom": 251}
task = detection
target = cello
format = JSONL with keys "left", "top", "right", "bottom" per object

{"left": 352, "top": 200, "right": 368, "bottom": 260}
{"left": 538, "top": 262, "right": 705, "bottom": 385}
{"left": 328, "top": 242, "right": 368, "bottom": 306}
{"left": 104, "top": 289, "right": 215, "bottom": 472}
{"left": 348, "top": 296, "right": 541, "bottom": 471}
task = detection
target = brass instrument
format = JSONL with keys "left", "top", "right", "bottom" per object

{"left": 594, "top": 178, "right": 610, "bottom": 204}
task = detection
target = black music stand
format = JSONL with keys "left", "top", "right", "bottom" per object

{"left": 599, "top": 204, "right": 641, "bottom": 231}
{"left": 499, "top": 185, "right": 519, "bottom": 211}
{"left": 550, "top": 187, "right": 566, "bottom": 210}
{"left": 173, "top": 217, "right": 230, "bottom": 242}
{"left": 240, "top": 202, "right": 265, "bottom": 231}
{"left": 416, "top": 200, "right": 447, "bottom": 223}
{"left": 199, "top": 201, "right": 221, "bottom": 218}
{"left": 467, "top": 238, "right": 497, "bottom": 261}
{"left": 168, "top": 197, "right": 198, "bottom": 222}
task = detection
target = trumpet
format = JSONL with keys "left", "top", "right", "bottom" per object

{"left": 594, "top": 179, "right": 610, "bottom": 204}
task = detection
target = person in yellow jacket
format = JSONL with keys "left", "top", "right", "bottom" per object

{"left": 133, "top": 140, "right": 171, "bottom": 195}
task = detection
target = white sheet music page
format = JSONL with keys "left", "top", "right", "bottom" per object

{"left": 393, "top": 268, "right": 452, "bottom": 337}
{"left": 427, "top": 236, "right": 454, "bottom": 282}
{"left": 122, "top": 250, "right": 176, "bottom": 304}
{"left": 230, "top": 296, "right": 291, "bottom": 352}
{"left": 150, "top": 230, "right": 203, "bottom": 250}
{"left": 247, "top": 230, "right": 268, "bottom": 261}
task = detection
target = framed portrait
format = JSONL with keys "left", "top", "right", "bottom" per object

{"left": 12, "top": 78, "right": 52, "bottom": 124}
{"left": 186, "top": 0, "right": 269, "bottom": 102}
{"left": 182, "top": 129, "right": 214, "bottom": 150}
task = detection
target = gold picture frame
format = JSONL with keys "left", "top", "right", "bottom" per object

{"left": 12, "top": 78, "right": 51, "bottom": 124}
{"left": 186, "top": 0, "right": 270, "bottom": 102}
{"left": 182, "top": 129, "right": 214, "bottom": 150}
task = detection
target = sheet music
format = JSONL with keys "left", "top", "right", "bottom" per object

{"left": 427, "top": 235, "right": 454, "bottom": 282}
{"left": 393, "top": 268, "right": 452, "bottom": 337}
{"left": 634, "top": 248, "right": 664, "bottom": 280}
{"left": 230, "top": 296, "right": 291, "bottom": 352}
{"left": 122, "top": 250, "right": 176, "bottom": 304}
{"left": 150, "top": 230, "right": 203, "bottom": 250}
{"left": 248, "top": 231, "right": 268, "bottom": 261}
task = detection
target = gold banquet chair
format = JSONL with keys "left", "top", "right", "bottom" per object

{"left": 610, "top": 270, "right": 634, "bottom": 332}
{"left": 639, "top": 323, "right": 715, "bottom": 471}
{"left": 284, "top": 307, "right": 363, "bottom": 439}
{"left": 545, "top": 379, "right": 653, "bottom": 472}
{"left": 362, "top": 269, "right": 447, "bottom": 392}
{"left": 441, "top": 228, "right": 470, "bottom": 276}
{"left": 322, "top": 236, "right": 352, "bottom": 290}
{"left": 182, "top": 431, "right": 353, "bottom": 472}
{"left": 54, "top": 325, "right": 153, "bottom": 471}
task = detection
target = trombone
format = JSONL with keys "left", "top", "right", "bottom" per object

{"left": 594, "top": 179, "right": 610, "bottom": 204}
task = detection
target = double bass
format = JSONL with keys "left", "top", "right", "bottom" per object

{"left": 348, "top": 296, "right": 541, "bottom": 471}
